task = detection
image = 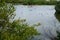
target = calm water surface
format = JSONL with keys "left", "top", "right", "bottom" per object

{"left": 14, "top": 5, "right": 60, "bottom": 40}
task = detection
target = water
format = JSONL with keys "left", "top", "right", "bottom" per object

{"left": 14, "top": 5, "right": 60, "bottom": 40}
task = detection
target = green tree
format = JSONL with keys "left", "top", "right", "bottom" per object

{"left": 0, "top": 2, "right": 39, "bottom": 40}
{"left": 54, "top": 1, "right": 60, "bottom": 40}
{"left": 55, "top": 1, "right": 60, "bottom": 22}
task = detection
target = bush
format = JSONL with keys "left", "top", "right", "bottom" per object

{"left": 54, "top": 2, "right": 60, "bottom": 40}
{"left": 55, "top": 1, "right": 60, "bottom": 22}
{"left": 0, "top": 2, "right": 39, "bottom": 40}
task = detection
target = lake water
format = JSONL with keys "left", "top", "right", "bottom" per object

{"left": 14, "top": 5, "right": 60, "bottom": 40}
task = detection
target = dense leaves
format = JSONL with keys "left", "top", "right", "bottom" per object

{"left": 0, "top": 2, "right": 39, "bottom": 40}
{"left": 54, "top": 1, "right": 60, "bottom": 40}
{"left": 55, "top": 1, "right": 60, "bottom": 22}
{"left": 0, "top": 0, "right": 59, "bottom": 5}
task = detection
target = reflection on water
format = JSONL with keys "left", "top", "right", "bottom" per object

{"left": 14, "top": 5, "right": 60, "bottom": 40}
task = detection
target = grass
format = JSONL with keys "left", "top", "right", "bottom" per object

{"left": 1, "top": 0, "right": 60, "bottom": 5}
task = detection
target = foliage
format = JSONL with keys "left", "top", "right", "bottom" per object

{"left": 55, "top": 13, "right": 60, "bottom": 22}
{"left": 54, "top": 1, "right": 60, "bottom": 40}
{"left": 55, "top": 1, "right": 60, "bottom": 22}
{"left": 0, "top": 0, "right": 59, "bottom": 5}
{"left": 0, "top": 2, "right": 39, "bottom": 40}
{"left": 55, "top": 31, "right": 60, "bottom": 40}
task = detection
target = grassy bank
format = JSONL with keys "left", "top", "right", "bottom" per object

{"left": 0, "top": 0, "right": 60, "bottom": 5}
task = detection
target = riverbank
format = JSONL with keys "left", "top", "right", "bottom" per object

{"left": 6, "top": 1, "right": 57, "bottom": 5}
{"left": 1, "top": 0, "right": 60, "bottom": 5}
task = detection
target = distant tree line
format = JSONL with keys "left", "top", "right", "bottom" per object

{"left": 0, "top": 0, "right": 60, "bottom": 5}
